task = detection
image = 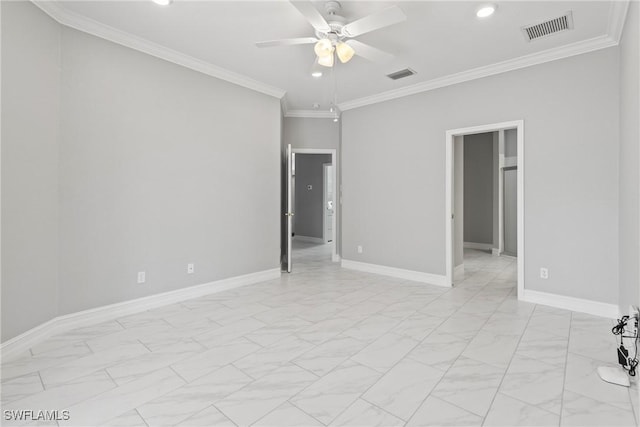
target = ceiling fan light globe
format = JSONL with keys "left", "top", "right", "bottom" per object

{"left": 318, "top": 53, "right": 334, "bottom": 67}
{"left": 336, "top": 42, "right": 355, "bottom": 63}
{"left": 314, "top": 39, "right": 334, "bottom": 57}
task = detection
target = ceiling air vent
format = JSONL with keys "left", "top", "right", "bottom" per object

{"left": 387, "top": 68, "right": 416, "bottom": 80}
{"left": 522, "top": 12, "right": 574, "bottom": 42}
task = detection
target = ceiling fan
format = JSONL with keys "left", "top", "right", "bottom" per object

{"left": 256, "top": 0, "right": 406, "bottom": 68}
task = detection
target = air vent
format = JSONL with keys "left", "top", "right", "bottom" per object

{"left": 522, "top": 12, "right": 574, "bottom": 42}
{"left": 387, "top": 68, "right": 416, "bottom": 80}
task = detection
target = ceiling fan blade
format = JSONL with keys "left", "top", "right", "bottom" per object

{"left": 346, "top": 40, "right": 394, "bottom": 63}
{"left": 341, "top": 6, "right": 406, "bottom": 37}
{"left": 256, "top": 37, "right": 318, "bottom": 48}
{"left": 290, "top": 1, "right": 331, "bottom": 33}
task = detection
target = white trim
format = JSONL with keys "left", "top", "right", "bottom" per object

{"left": 292, "top": 149, "right": 336, "bottom": 155}
{"left": 291, "top": 149, "right": 338, "bottom": 264}
{"left": 446, "top": 120, "right": 524, "bottom": 299}
{"left": 504, "top": 157, "right": 517, "bottom": 168}
{"left": 285, "top": 110, "right": 338, "bottom": 119}
{"left": 31, "top": 1, "right": 285, "bottom": 99}
{"left": 31, "top": 0, "right": 628, "bottom": 114}
{"left": 522, "top": 289, "right": 619, "bottom": 319}
{"left": 339, "top": 36, "right": 616, "bottom": 111}
{"left": 0, "top": 268, "right": 280, "bottom": 362}
{"left": 322, "top": 162, "right": 333, "bottom": 244}
{"left": 281, "top": 96, "right": 291, "bottom": 115}
{"left": 294, "top": 235, "right": 325, "bottom": 244}
{"left": 498, "top": 132, "right": 505, "bottom": 255}
{"left": 464, "top": 242, "right": 493, "bottom": 251}
{"left": 341, "top": 260, "right": 449, "bottom": 288}
{"left": 492, "top": 248, "right": 501, "bottom": 256}
{"left": 30, "top": 0, "right": 628, "bottom": 115}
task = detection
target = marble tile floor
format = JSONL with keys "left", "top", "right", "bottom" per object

{"left": 1, "top": 245, "right": 637, "bottom": 426}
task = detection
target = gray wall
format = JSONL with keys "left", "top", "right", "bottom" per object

{"left": 1, "top": 2, "right": 61, "bottom": 341}
{"left": 57, "top": 28, "right": 280, "bottom": 315}
{"left": 464, "top": 132, "right": 495, "bottom": 245}
{"left": 1, "top": 2, "right": 281, "bottom": 340}
{"left": 294, "top": 154, "right": 332, "bottom": 239}
{"left": 284, "top": 117, "right": 339, "bottom": 150}
{"left": 342, "top": 47, "right": 619, "bottom": 304}
{"left": 619, "top": 2, "right": 640, "bottom": 311}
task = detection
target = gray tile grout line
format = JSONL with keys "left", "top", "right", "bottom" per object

{"left": 134, "top": 408, "right": 151, "bottom": 427}
{"left": 37, "top": 370, "right": 47, "bottom": 391}
{"left": 103, "top": 368, "right": 119, "bottom": 387}
{"left": 168, "top": 365, "right": 189, "bottom": 384}
{"left": 402, "top": 267, "right": 517, "bottom": 425}
{"left": 278, "top": 399, "right": 328, "bottom": 426}
{"left": 479, "top": 300, "right": 536, "bottom": 426}
{"left": 352, "top": 271, "right": 499, "bottom": 425}
{"left": 357, "top": 396, "right": 407, "bottom": 424}
{"left": 272, "top": 278, "right": 442, "bottom": 425}
{"left": 558, "top": 311, "right": 573, "bottom": 426}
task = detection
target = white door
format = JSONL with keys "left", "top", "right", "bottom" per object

{"left": 282, "top": 144, "right": 293, "bottom": 273}
{"left": 503, "top": 167, "right": 517, "bottom": 256}
{"left": 323, "top": 164, "right": 334, "bottom": 243}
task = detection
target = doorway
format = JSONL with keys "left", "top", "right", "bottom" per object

{"left": 282, "top": 148, "right": 338, "bottom": 273}
{"left": 445, "top": 120, "right": 524, "bottom": 296}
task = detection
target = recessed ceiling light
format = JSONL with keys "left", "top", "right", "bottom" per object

{"left": 311, "top": 71, "right": 323, "bottom": 78}
{"left": 476, "top": 4, "right": 497, "bottom": 18}
{"left": 152, "top": 0, "right": 172, "bottom": 6}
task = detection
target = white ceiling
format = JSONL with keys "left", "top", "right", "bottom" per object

{"left": 46, "top": 0, "right": 623, "bottom": 114}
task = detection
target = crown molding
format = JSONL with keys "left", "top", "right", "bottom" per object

{"left": 339, "top": 34, "right": 618, "bottom": 111}
{"left": 280, "top": 96, "right": 291, "bottom": 116}
{"left": 31, "top": 0, "right": 628, "bottom": 113}
{"left": 31, "top": 1, "right": 286, "bottom": 99}
{"left": 608, "top": 0, "right": 630, "bottom": 43}
{"left": 285, "top": 110, "right": 338, "bottom": 119}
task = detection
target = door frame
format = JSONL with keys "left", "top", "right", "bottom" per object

{"left": 445, "top": 120, "right": 524, "bottom": 297}
{"left": 322, "top": 163, "right": 334, "bottom": 244}
{"left": 291, "top": 148, "right": 339, "bottom": 262}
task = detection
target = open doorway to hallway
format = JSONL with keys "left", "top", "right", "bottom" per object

{"left": 446, "top": 121, "right": 524, "bottom": 296}
{"left": 284, "top": 149, "right": 337, "bottom": 272}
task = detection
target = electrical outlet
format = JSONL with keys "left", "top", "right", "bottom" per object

{"left": 357, "top": 245, "right": 363, "bottom": 254}
{"left": 540, "top": 268, "right": 549, "bottom": 279}
{"left": 137, "top": 271, "right": 146, "bottom": 284}
{"left": 187, "top": 263, "right": 195, "bottom": 274}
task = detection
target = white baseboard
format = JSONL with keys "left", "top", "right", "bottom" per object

{"left": 341, "top": 260, "right": 449, "bottom": 288}
{"left": 464, "top": 242, "right": 494, "bottom": 250}
{"left": 332, "top": 254, "right": 341, "bottom": 263}
{"left": 521, "top": 289, "right": 620, "bottom": 319}
{"left": 0, "top": 268, "right": 281, "bottom": 362}
{"left": 492, "top": 248, "right": 501, "bottom": 256}
{"left": 294, "top": 235, "right": 325, "bottom": 244}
